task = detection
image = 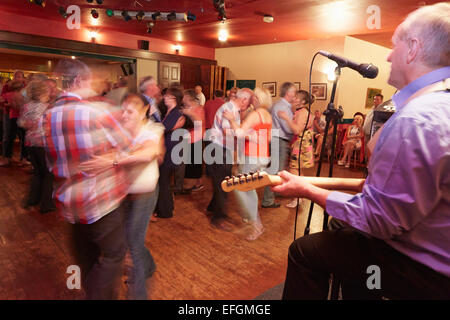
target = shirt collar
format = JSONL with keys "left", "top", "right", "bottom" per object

{"left": 61, "top": 91, "right": 82, "bottom": 100}
{"left": 143, "top": 94, "right": 153, "bottom": 104}
{"left": 393, "top": 66, "right": 450, "bottom": 110}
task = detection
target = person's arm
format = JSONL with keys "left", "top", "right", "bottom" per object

{"left": 272, "top": 170, "right": 331, "bottom": 208}
{"left": 278, "top": 111, "right": 302, "bottom": 135}
{"left": 172, "top": 115, "right": 186, "bottom": 131}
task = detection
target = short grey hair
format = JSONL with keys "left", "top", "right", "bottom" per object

{"left": 396, "top": 3, "right": 450, "bottom": 68}
{"left": 139, "top": 76, "right": 155, "bottom": 93}
{"left": 235, "top": 88, "right": 253, "bottom": 100}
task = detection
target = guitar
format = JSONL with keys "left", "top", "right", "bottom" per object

{"left": 221, "top": 171, "right": 365, "bottom": 193}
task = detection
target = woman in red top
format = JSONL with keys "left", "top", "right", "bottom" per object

{"left": 181, "top": 89, "right": 206, "bottom": 191}
{"left": 223, "top": 87, "right": 272, "bottom": 241}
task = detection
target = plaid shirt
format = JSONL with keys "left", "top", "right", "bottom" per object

{"left": 41, "top": 94, "right": 131, "bottom": 224}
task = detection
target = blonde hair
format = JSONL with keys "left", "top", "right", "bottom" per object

{"left": 26, "top": 81, "right": 50, "bottom": 102}
{"left": 253, "top": 87, "right": 272, "bottom": 109}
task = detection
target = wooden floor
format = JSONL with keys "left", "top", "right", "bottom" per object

{"left": 0, "top": 154, "right": 364, "bottom": 300}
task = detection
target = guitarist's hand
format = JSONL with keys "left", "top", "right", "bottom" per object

{"left": 271, "top": 170, "right": 311, "bottom": 198}
{"left": 271, "top": 170, "right": 331, "bottom": 209}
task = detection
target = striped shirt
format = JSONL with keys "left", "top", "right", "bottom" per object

{"left": 207, "top": 100, "right": 240, "bottom": 150}
{"left": 41, "top": 95, "right": 131, "bottom": 224}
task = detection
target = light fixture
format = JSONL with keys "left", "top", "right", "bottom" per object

{"left": 106, "top": 9, "right": 114, "bottom": 17}
{"left": 146, "top": 22, "right": 154, "bottom": 34}
{"left": 122, "top": 11, "right": 132, "bottom": 22}
{"left": 263, "top": 15, "right": 274, "bottom": 23}
{"left": 86, "top": 0, "right": 94, "bottom": 3}
{"left": 152, "top": 11, "right": 161, "bottom": 20}
{"left": 174, "top": 44, "right": 182, "bottom": 53}
{"left": 91, "top": 9, "right": 99, "bottom": 19}
{"left": 167, "top": 11, "right": 176, "bottom": 21}
{"left": 218, "top": 29, "right": 228, "bottom": 42}
{"left": 58, "top": 6, "right": 68, "bottom": 18}
{"left": 186, "top": 11, "right": 196, "bottom": 21}
{"left": 96, "top": 0, "right": 103, "bottom": 4}
{"left": 136, "top": 11, "right": 145, "bottom": 21}
{"left": 71, "top": 56, "right": 76, "bottom": 60}
{"left": 213, "top": 0, "right": 226, "bottom": 21}
{"left": 88, "top": 30, "right": 98, "bottom": 41}
{"left": 29, "top": 0, "right": 46, "bottom": 7}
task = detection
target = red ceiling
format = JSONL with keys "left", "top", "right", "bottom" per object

{"left": 0, "top": 0, "right": 442, "bottom": 48}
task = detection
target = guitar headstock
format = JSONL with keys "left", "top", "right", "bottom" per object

{"left": 221, "top": 171, "right": 280, "bottom": 192}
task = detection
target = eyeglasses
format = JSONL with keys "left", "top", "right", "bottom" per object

{"left": 164, "top": 95, "right": 176, "bottom": 100}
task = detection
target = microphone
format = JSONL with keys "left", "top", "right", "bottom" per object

{"left": 318, "top": 50, "right": 379, "bottom": 79}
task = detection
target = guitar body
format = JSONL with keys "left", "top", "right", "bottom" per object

{"left": 221, "top": 171, "right": 365, "bottom": 193}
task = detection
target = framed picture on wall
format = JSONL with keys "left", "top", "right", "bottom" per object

{"left": 365, "top": 88, "right": 382, "bottom": 108}
{"left": 294, "top": 82, "right": 301, "bottom": 91}
{"left": 311, "top": 83, "right": 327, "bottom": 100}
{"left": 262, "top": 82, "right": 277, "bottom": 97}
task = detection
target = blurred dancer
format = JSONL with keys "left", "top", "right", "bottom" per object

{"left": 41, "top": 59, "right": 132, "bottom": 299}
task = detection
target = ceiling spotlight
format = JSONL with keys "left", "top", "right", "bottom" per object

{"left": 263, "top": 15, "right": 274, "bottom": 23}
{"left": 146, "top": 22, "right": 154, "bottom": 34}
{"left": 106, "top": 9, "right": 114, "bottom": 17}
{"left": 213, "top": 0, "right": 226, "bottom": 21}
{"left": 136, "top": 11, "right": 145, "bottom": 21}
{"left": 58, "top": 6, "right": 68, "bottom": 18}
{"left": 122, "top": 11, "right": 132, "bottom": 22}
{"left": 218, "top": 29, "right": 228, "bottom": 42}
{"left": 167, "top": 11, "right": 176, "bottom": 21}
{"left": 33, "top": 0, "right": 46, "bottom": 7}
{"left": 186, "top": 11, "right": 196, "bottom": 21}
{"left": 86, "top": 0, "right": 94, "bottom": 3}
{"left": 152, "top": 11, "right": 161, "bottom": 20}
{"left": 91, "top": 9, "right": 99, "bottom": 19}
{"left": 96, "top": 0, "right": 103, "bottom": 4}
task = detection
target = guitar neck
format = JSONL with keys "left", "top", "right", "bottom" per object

{"left": 221, "top": 171, "right": 365, "bottom": 193}
{"left": 268, "top": 175, "right": 365, "bottom": 192}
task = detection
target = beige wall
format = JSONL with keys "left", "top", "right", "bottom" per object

{"left": 215, "top": 37, "right": 345, "bottom": 111}
{"left": 215, "top": 36, "right": 396, "bottom": 118}
{"left": 338, "top": 36, "right": 396, "bottom": 117}
{"left": 136, "top": 59, "right": 159, "bottom": 86}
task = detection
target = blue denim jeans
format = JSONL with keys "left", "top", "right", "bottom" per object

{"left": 234, "top": 156, "right": 269, "bottom": 222}
{"left": 122, "top": 185, "right": 159, "bottom": 300}
{"left": 262, "top": 137, "right": 290, "bottom": 206}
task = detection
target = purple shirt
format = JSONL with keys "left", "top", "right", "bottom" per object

{"left": 327, "top": 66, "right": 450, "bottom": 277}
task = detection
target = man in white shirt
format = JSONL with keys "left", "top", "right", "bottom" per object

{"left": 206, "top": 88, "right": 252, "bottom": 231}
{"left": 195, "top": 85, "right": 206, "bottom": 106}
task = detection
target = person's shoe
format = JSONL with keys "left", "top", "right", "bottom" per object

{"left": 262, "top": 202, "right": 281, "bottom": 208}
{"left": 246, "top": 225, "right": 265, "bottom": 241}
{"left": 0, "top": 158, "right": 10, "bottom": 166}
{"left": 337, "top": 160, "right": 345, "bottom": 166}
{"left": 191, "top": 184, "right": 204, "bottom": 192}
{"left": 345, "top": 163, "right": 350, "bottom": 168}
{"left": 150, "top": 214, "right": 158, "bottom": 222}
{"left": 285, "top": 199, "right": 301, "bottom": 208}
{"left": 211, "top": 221, "right": 233, "bottom": 232}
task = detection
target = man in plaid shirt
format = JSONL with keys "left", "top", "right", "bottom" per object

{"left": 41, "top": 59, "right": 131, "bottom": 299}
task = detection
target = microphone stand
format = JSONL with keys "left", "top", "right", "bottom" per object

{"left": 304, "top": 66, "right": 343, "bottom": 235}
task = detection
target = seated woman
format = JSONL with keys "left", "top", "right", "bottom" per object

{"left": 223, "top": 87, "right": 272, "bottom": 241}
{"left": 278, "top": 90, "right": 315, "bottom": 208}
{"left": 338, "top": 114, "right": 364, "bottom": 168}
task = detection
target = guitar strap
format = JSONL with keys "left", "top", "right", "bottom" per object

{"left": 367, "top": 78, "right": 450, "bottom": 157}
